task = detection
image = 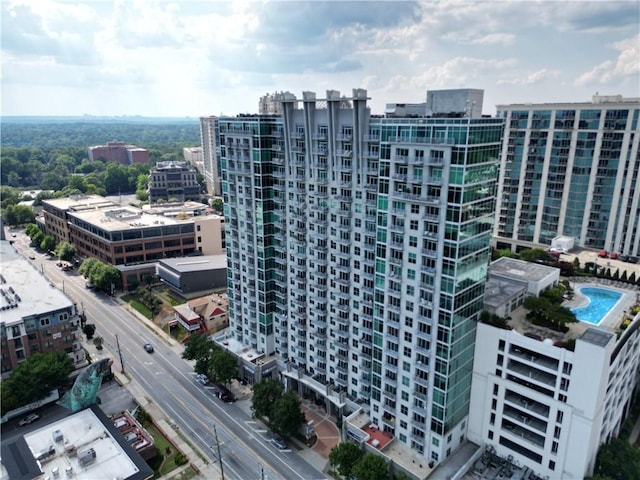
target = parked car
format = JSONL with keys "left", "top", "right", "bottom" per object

{"left": 214, "top": 384, "right": 236, "bottom": 403}
{"left": 609, "top": 252, "right": 618, "bottom": 260}
{"left": 269, "top": 435, "right": 288, "bottom": 450}
{"left": 196, "top": 374, "right": 209, "bottom": 385}
{"left": 143, "top": 343, "right": 154, "bottom": 353}
{"left": 619, "top": 254, "right": 629, "bottom": 262}
{"left": 28, "top": 255, "right": 36, "bottom": 260}
{"left": 18, "top": 414, "right": 40, "bottom": 426}
{"left": 628, "top": 256, "right": 639, "bottom": 264}
{"left": 597, "top": 250, "right": 608, "bottom": 258}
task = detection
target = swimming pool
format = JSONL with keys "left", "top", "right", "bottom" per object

{"left": 571, "top": 287, "right": 622, "bottom": 324}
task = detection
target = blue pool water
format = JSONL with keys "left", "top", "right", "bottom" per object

{"left": 571, "top": 287, "right": 622, "bottom": 324}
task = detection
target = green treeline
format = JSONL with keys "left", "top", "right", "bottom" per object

{"left": 1, "top": 121, "right": 199, "bottom": 149}
{"left": 0, "top": 120, "right": 201, "bottom": 191}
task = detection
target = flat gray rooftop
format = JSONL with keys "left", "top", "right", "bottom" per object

{"left": 490, "top": 257, "right": 558, "bottom": 283}
{"left": 0, "top": 241, "right": 73, "bottom": 326}
{"left": 484, "top": 277, "right": 526, "bottom": 310}
{"left": 159, "top": 255, "right": 227, "bottom": 272}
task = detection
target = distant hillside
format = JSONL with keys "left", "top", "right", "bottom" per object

{"left": 1, "top": 117, "right": 201, "bottom": 149}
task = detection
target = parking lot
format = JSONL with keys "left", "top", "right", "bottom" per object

{"left": 561, "top": 249, "right": 640, "bottom": 280}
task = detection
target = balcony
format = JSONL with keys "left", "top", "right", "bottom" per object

{"left": 337, "top": 150, "right": 353, "bottom": 158}
{"left": 364, "top": 134, "right": 380, "bottom": 142}
{"left": 336, "top": 134, "right": 353, "bottom": 141}
{"left": 421, "top": 248, "right": 437, "bottom": 258}
{"left": 392, "top": 155, "right": 409, "bottom": 164}
{"left": 313, "top": 133, "right": 328, "bottom": 140}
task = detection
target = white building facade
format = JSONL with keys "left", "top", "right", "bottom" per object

{"left": 220, "top": 89, "right": 504, "bottom": 463}
{"left": 493, "top": 95, "right": 640, "bottom": 255}
{"left": 199, "top": 115, "right": 221, "bottom": 195}
{"left": 468, "top": 320, "right": 640, "bottom": 479}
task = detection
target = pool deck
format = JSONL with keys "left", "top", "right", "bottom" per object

{"left": 507, "top": 278, "right": 638, "bottom": 341}
{"left": 565, "top": 278, "right": 639, "bottom": 331}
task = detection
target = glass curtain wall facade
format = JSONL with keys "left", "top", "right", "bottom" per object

{"left": 221, "top": 89, "right": 502, "bottom": 462}
{"left": 494, "top": 99, "right": 640, "bottom": 254}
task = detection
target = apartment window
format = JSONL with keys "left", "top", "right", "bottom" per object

{"left": 410, "top": 220, "right": 419, "bottom": 230}
{"left": 549, "top": 461, "right": 556, "bottom": 471}
{"left": 556, "top": 411, "right": 564, "bottom": 424}
{"left": 554, "top": 426, "right": 561, "bottom": 439}
{"left": 40, "top": 318, "right": 50, "bottom": 327}
{"left": 490, "top": 413, "right": 495, "bottom": 425}
{"left": 498, "top": 339, "right": 505, "bottom": 351}
{"left": 492, "top": 398, "right": 497, "bottom": 410}
{"left": 493, "top": 384, "right": 499, "bottom": 395}
{"left": 411, "top": 204, "right": 420, "bottom": 214}
{"left": 552, "top": 441, "right": 559, "bottom": 454}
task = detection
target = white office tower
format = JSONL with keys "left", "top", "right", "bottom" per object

{"left": 199, "top": 115, "right": 221, "bottom": 195}
{"left": 220, "top": 88, "right": 503, "bottom": 464}
{"left": 494, "top": 95, "right": 640, "bottom": 254}
{"left": 468, "top": 321, "right": 640, "bottom": 479}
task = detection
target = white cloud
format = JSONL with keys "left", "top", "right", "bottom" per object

{"left": 470, "top": 33, "right": 516, "bottom": 46}
{"left": 1, "top": 1, "right": 639, "bottom": 116}
{"left": 575, "top": 33, "right": 640, "bottom": 86}
{"left": 498, "top": 69, "right": 560, "bottom": 85}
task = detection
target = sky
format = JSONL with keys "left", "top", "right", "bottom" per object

{"left": 1, "top": 0, "right": 639, "bottom": 117}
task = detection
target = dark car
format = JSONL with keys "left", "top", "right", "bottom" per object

{"left": 619, "top": 254, "right": 629, "bottom": 262}
{"left": 143, "top": 343, "right": 154, "bottom": 353}
{"left": 628, "top": 256, "right": 639, "bottom": 264}
{"left": 214, "top": 384, "right": 236, "bottom": 403}
{"left": 18, "top": 414, "right": 40, "bottom": 426}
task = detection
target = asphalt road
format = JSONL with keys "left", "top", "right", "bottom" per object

{"left": 10, "top": 230, "right": 325, "bottom": 480}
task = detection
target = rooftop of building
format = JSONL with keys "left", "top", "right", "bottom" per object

{"left": 142, "top": 201, "right": 210, "bottom": 217}
{"left": 158, "top": 255, "right": 227, "bottom": 272}
{"left": 483, "top": 277, "right": 526, "bottom": 309}
{"left": 490, "top": 257, "right": 559, "bottom": 283}
{"left": 3, "top": 405, "right": 152, "bottom": 480}
{"left": 42, "top": 194, "right": 117, "bottom": 212}
{"left": 497, "top": 94, "right": 640, "bottom": 108}
{"left": 153, "top": 161, "right": 193, "bottom": 170}
{"left": 502, "top": 279, "right": 638, "bottom": 344}
{"left": 0, "top": 241, "right": 74, "bottom": 326}
{"left": 68, "top": 205, "right": 188, "bottom": 232}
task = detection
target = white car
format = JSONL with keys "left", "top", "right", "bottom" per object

{"left": 195, "top": 374, "right": 209, "bottom": 385}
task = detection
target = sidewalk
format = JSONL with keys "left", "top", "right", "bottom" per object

{"left": 85, "top": 298, "right": 222, "bottom": 480}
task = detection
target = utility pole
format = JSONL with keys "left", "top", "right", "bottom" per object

{"left": 115, "top": 334, "right": 125, "bottom": 374}
{"left": 213, "top": 424, "right": 225, "bottom": 480}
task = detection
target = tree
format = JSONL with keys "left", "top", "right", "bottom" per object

{"left": 329, "top": 442, "right": 365, "bottom": 480}
{"left": 83, "top": 323, "right": 96, "bottom": 339}
{"left": 0, "top": 352, "right": 74, "bottom": 415}
{"left": 211, "top": 198, "right": 223, "bottom": 212}
{"left": 182, "top": 333, "right": 214, "bottom": 375}
{"left": 93, "top": 336, "right": 104, "bottom": 350}
{"left": 352, "top": 453, "right": 390, "bottom": 480}
{"left": 593, "top": 438, "right": 640, "bottom": 480}
{"left": 251, "top": 378, "right": 284, "bottom": 419}
{"left": 79, "top": 258, "right": 120, "bottom": 292}
{"left": 518, "top": 248, "right": 548, "bottom": 263}
{"left": 2, "top": 204, "right": 35, "bottom": 226}
{"left": 270, "top": 390, "right": 306, "bottom": 438}
{"left": 55, "top": 241, "right": 76, "bottom": 263}
{"left": 40, "top": 234, "right": 57, "bottom": 253}
{"left": 209, "top": 348, "right": 238, "bottom": 386}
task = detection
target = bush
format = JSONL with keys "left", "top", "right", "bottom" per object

{"left": 174, "top": 453, "right": 188, "bottom": 466}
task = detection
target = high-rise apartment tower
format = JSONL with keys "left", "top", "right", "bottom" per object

{"left": 220, "top": 89, "right": 503, "bottom": 462}
{"left": 494, "top": 95, "right": 640, "bottom": 255}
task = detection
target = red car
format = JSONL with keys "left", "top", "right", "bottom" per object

{"left": 598, "top": 250, "right": 608, "bottom": 258}
{"left": 609, "top": 252, "right": 618, "bottom": 260}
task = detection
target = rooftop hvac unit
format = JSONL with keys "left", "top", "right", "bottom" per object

{"left": 52, "top": 429, "right": 63, "bottom": 443}
{"left": 77, "top": 448, "right": 96, "bottom": 467}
